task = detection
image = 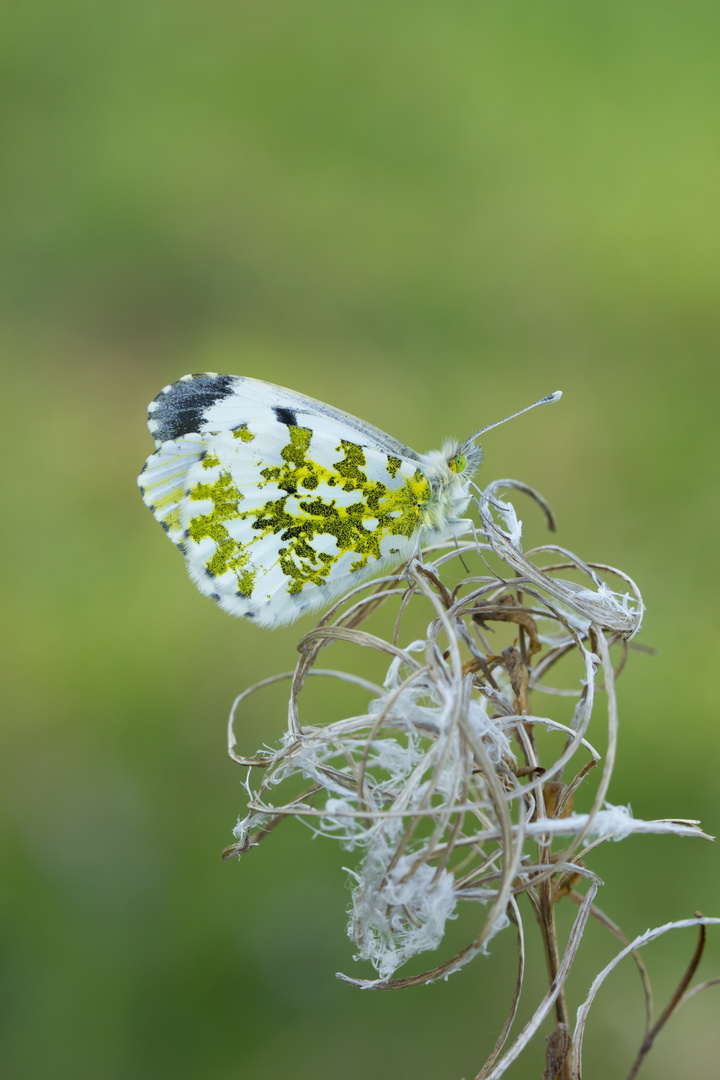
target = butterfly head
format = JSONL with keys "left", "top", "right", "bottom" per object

{"left": 448, "top": 439, "right": 483, "bottom": 478}
{"left": 420, "top": 440, "right": 483, "bottom": 484}
{"left": 412, "top": 440, "right": 483, "bottom": 538}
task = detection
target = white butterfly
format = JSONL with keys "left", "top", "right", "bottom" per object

{"left": 138, "top": 374, "right": 560, "bottom": 628}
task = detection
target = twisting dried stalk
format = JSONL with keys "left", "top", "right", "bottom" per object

{"left": 223, "top": 479, "right": 716, "bottom": 1077}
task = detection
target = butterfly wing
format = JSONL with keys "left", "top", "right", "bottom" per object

{"left": 146, "top": 372, "right": 420, "bottom": 459}
{"left": 139, "top": 374, "right": 429, "bottom": 627}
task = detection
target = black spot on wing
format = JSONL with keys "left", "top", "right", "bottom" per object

{"left": 149, "top": 373, "right": 236, "bottom": 441}
{"left": 273, "top": 406, "right": 297, "bottom": 427}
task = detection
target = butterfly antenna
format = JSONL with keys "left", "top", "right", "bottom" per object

{"left": 468, "top": 390, "right": 562, "bottom": 442}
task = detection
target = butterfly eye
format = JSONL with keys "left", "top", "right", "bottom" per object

{"left": 449, "top": 453, "right": 467, "bottom": 474}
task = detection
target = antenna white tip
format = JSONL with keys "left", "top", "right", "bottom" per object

{"left": 465, "top": 389, "right": 565, "bottom": 443}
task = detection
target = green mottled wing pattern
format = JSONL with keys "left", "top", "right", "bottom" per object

{"left": 182, "top": 424, "right": 430, "bottom": 626}
{"left": 138, "top": 374, "right": 447, "bottom": 628}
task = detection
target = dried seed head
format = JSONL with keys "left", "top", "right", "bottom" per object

{"left": 226, "top": 480, "right": 707, "bottom": 992}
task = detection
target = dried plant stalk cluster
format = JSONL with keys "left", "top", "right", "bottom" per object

{"left": 224, "top": 479, "right": 715, "bottom": 1077}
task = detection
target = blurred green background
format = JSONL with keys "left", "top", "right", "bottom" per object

{"left": 2, "top": 2, "right": 718, "bottom": 1077}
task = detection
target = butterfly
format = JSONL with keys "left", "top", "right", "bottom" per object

{"left": 138, "top": 373, "right": 560, "bottom": 628}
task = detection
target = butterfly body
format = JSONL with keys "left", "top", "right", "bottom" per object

{"left": 139, "top": 373, "right": 482, "bottom": 627}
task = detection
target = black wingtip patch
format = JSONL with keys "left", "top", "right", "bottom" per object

{"left": 149, "top": 373, "right": 237, "bottom": 441}
{"left": 273, "top": 406, "right": 297, "bottom": 427}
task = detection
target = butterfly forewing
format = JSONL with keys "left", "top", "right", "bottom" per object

{"left": 150, "top": 373, "right": 420, "bottom": 460}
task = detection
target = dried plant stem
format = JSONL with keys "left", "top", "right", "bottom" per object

{"left": 539, "top": 879, "right": 570, "bottom": 1028}
{"left": 625, "top": 921, "right": 707, "bottom": 1080}
{"left": 571, "top": 917, "right": 720, "bottom": 1078}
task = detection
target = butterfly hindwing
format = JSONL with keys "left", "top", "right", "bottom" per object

{"left": 182, "top": 421, "right": 432, "bottom": 626}
{"left": 138, "top": 432, "right": 208, "bottom": 547}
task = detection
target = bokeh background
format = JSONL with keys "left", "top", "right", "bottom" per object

{"left": 2, "top": 2, "right": 719, "bottom": 1077}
